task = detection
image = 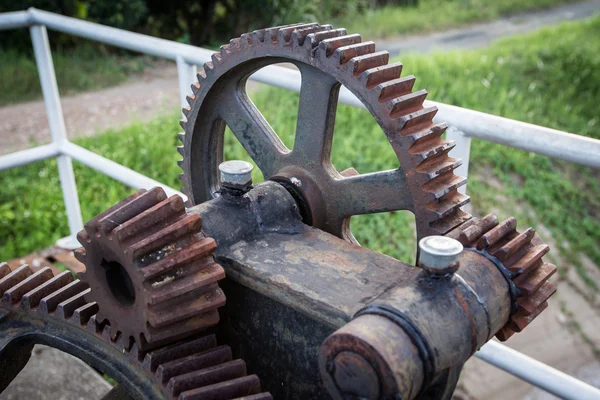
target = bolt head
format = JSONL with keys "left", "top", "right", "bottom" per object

{"left": 418, "top": 236, "right": 463, "bottom": 274}
{"left": 219, "top": 160, "right": 253, "bottom": 189}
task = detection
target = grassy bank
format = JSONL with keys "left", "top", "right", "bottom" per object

{"left": 0, "top": 45, "right": 152, "bottom": 106}
{"left": 334, "top": 0, "right": 581, "bottom": 39}
{"left": 1, "top": 16, "right": 598, "bottom": 287}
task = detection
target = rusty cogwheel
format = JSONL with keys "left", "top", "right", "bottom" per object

{"left": 177, "top": 22, "right": 470, "bottom": 244}
{"left": 76, "top": 187, "right": 226, "bottom": 350}
{"left": 0, "top": 262, "right": 272, "bottom": 399}
{"left": 448, "top": 214, "right": 557, "bottom": 341}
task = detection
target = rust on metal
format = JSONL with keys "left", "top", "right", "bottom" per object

{"left": 76, "top": 187, "right": 226, "bottom": 350}
{"left": 0, "top": 261, "right": 272, "bottom": 399}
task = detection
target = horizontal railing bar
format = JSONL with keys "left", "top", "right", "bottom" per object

{"left": 0, "top": 143, "right": 59, "bottom": 171}
{"left": 477, "top": 341, "right": 600, "bottom": 400}
{"left": 0, "top": 10, "right": 29, "bottom": 30}
{"left": 61, "top": 142, "right": 184, "bottom": 199}
{"left": 1, "top": 9, "right": 598, "bottom": 169}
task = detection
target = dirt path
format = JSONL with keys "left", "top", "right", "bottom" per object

{"left": 378, "top": 0, "right": 600, "bottom": 55}
{"left": 2, "top": 1, "right": 599, "bottom": 155}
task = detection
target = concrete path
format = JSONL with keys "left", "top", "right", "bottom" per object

{"left": 378, "top": 0, "right": 600, "bottom": 55}
{"left": 2, "top": 345, "right": 112, "bottom": 399}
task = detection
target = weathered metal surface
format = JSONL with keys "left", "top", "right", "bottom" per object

{"left": 318, "top": 249, "right": 512, "bottom": 399}
{"left": 177, "top": 23, "right": 472, "bottom": 246}
{"left": 218, "top": 278, "right": 333, "bottom": 399}
{"left": 0, "top": 262, "right": 271, "bottom": 400}
{"left": 448, "top": 213, "right": 557, "bottom": 341}
{"left": 76, "top": 187, "right": 226, "bottom": 350}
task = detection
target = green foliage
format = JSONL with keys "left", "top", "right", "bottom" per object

{"left": 1, "top": 16, "right": 598, "bottom": 287}
{"left": 0, "top": 45, "right": 152, "bottom": 106}
{"left": 335, "top": 0, "right": 580, "bottom": 38}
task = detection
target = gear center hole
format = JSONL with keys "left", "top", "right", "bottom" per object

{"left": 101, "top": 259, "right": 136, "bottom": 307}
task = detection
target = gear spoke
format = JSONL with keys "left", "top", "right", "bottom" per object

{"left": 292, "top": 65, "right": 340, "bottom": 164}
{"left": 220, "top": 91, "right": 288, "bottom": 178}
{"left": 334, "top": 168, "right": 413, "bottom": 217}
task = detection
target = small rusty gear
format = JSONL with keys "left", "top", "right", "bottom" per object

{"left": 178, "top": 22, "right": 470, "bottom": 244}
{"left": 0, "top": 262, "right": 272, "bottom": 399}
{"left": 76, "top": 187, "right": 226, "bottom": 350}
{"left": 448, "top": 214, "right": 557, "bottom": 340}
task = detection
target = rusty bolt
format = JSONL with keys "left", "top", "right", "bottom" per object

{"left": 219, "top": 160, "right": 253, "bottom": 192}
{"left": 418, "top": 236, "right": 463, "bottom": 275}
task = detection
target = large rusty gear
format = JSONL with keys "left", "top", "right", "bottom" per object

{"left": 447, "top": 213, "right": 557, "bottom": 341}
{"left": 76, "top": 187, "right": 226, "bottom": 350}
{"left": 177, "top": 22, "right": 470, "bottom": 244}
{"left": 0, "top": 262, "right": 272, "bottom": 399}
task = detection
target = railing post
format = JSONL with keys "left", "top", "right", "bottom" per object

{"left": 30, "top": 24, "right": 83, "bottom": 249}
{"left": 176, "top": 55, "right": 197, "bottom": 111}
{"left": 446, "top": 126, "right": 472, "bottom": 195}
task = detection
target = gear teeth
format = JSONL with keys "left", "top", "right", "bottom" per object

{"left": 143, "top": 334, "right": 217, "bottom": 372}
{"left": 427, "top": 191, "right": 470, "bottom": 219}
{"left": 264, "top": 23, "right": 306, "bottom": 43}
{"left": 191, "top": 82, "right": 201, "bottom": 95}
{"left": 514, "top": 262, "right": 556, "bottom": 295}
{"left": 148, "top": 285, "right": 225, "bottom": 328}
{"left": 56, "top": 288, "right": 90, "bottom": 320}
{"left": 183, "top": 106, "right": 192, "bottom": 119}
{"left": 177, "top": 146, "right": 185, "bottom": 156}
{"left": 362, "top": 62, "right": 402, "bottom": 89}
{"left": 318, "top": 34, "right": 362, "bottom": 57}
{"left": 293, "top": 24, "right": 332, "bottom": 46}
{"left": 376, "top": 75, "right": 416, "bottom": 102}
{"left": 0, "top": 264, "right": 32, "bottom": 297}
{"left": 400, "top": 106, "right": 439, "bottom": 132}
{"left": 127, "top": 214, "right": 202, "bottom": 259}
{"left": 505, "top": 244, "right": 550, "bottom": 275}
{"left": 21, "top": 270, "right": 74, "bottom": 309}
{"left": 476, "top": 217, "right": 517, "bottom": 250}
{"left": 389, "top": 90, "right": 428, "bottom": 118}
{"left": 141, "top": 237, "right": 217, "bottom": 281}
{"left": 71, "top": 301, "right": 99, "bottom": 325}
{"left": 186, "top": 94, "right": 196, "bottom": 107}
{"left": 74, "top": 247, "right": 86, "bottom": 263}
{"left": 2, "top": 267, "right": 53, "bottom": 305}
{"left": 334, "top": 41, "right": 375, "bottom": 65}
{"left": 96, "top": 187, "right": 167, "bottom": 235}
{"left": 518, "top": 281, "right": 556, "bottom": 315}
{"left": 409, "top": 137, "right": 455, "bottom": 163}
{"left": 0, "top": 263, "right": 273, "bottom": 400}
{"left": 277, "top": 23, "right": 319, "bottom": 44}
{"left": 494, "top": 228, "right": 536, "bottom": 261}
{"left": 113, "top": 195, "right": 185, "bottom": 244}
{"left": 178, "top": 132, "right": 186, "bottom": 143}
{"left": 452, "top": 215, "right": 556, "bottom": 340}
{"left": 220, "top": 44, "right": 232, "bottom": 59}
{"left": 422, "top": 171, "right": 467, "bottom": 200}
{"left": 415, "top": 151, "right": 462, "bottom": 180}
{"left": 149, "top": 264, "right": 224, "bottom": 305}
{"left": 430, "top": 209, "right": 471, "bottom": 234}
{"left": 156, "top": 345, "right": 232, "bottom": 384}
{"left": 306, "top": 28, "right": 347, "bottom": 49}
{"left": 167, "top": 359, "right": 247, "bottom": 398}
{"left": 39, "top": 279, "right": 89, "bottom": 314}
{"left": 179, "top": 119, "right": 187, "bottom": 129}
{"left": 180, "top": 375, "right": 263, "bottom": 399}
{"left": 0, "top": 262, "right": 10, "bottom": 279}
{"left": 347, "top": 51, "right": 389, "bottom": 76}
{"left": 83, "top": 189, "right": 147, "bottom": 235}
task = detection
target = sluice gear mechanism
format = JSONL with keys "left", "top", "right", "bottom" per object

{"left": 1, "top": 23, "right": 556, "bottom": 400}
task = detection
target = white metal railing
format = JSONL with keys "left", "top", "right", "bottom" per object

{"left": 1, "top": 8, "right": 599, "bottom": 399}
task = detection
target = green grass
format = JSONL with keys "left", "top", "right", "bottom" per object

{"left": 1, "top": 16, "right": 599, "bottom": 287}
{"left": 334, "top": 0, "right": 581, "bottom": 39}
{"left": 0, "top": 45, "right": 152, "bottom": 106}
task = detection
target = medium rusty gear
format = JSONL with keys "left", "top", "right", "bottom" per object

{"left": 0, "top": 262, "right": 272, "bottom": 400}
{"left": 76, "top": 187, "right": 226, "bottom": 350}
{"left": 177, "top": 22, "right": 470, "bottom": 244}
{"left": 447, "top": 214, "right": 557, "bottom": 341}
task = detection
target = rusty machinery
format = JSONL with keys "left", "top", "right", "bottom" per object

{"left": 0, "top": 23, "right": 557, "bottom": 400}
